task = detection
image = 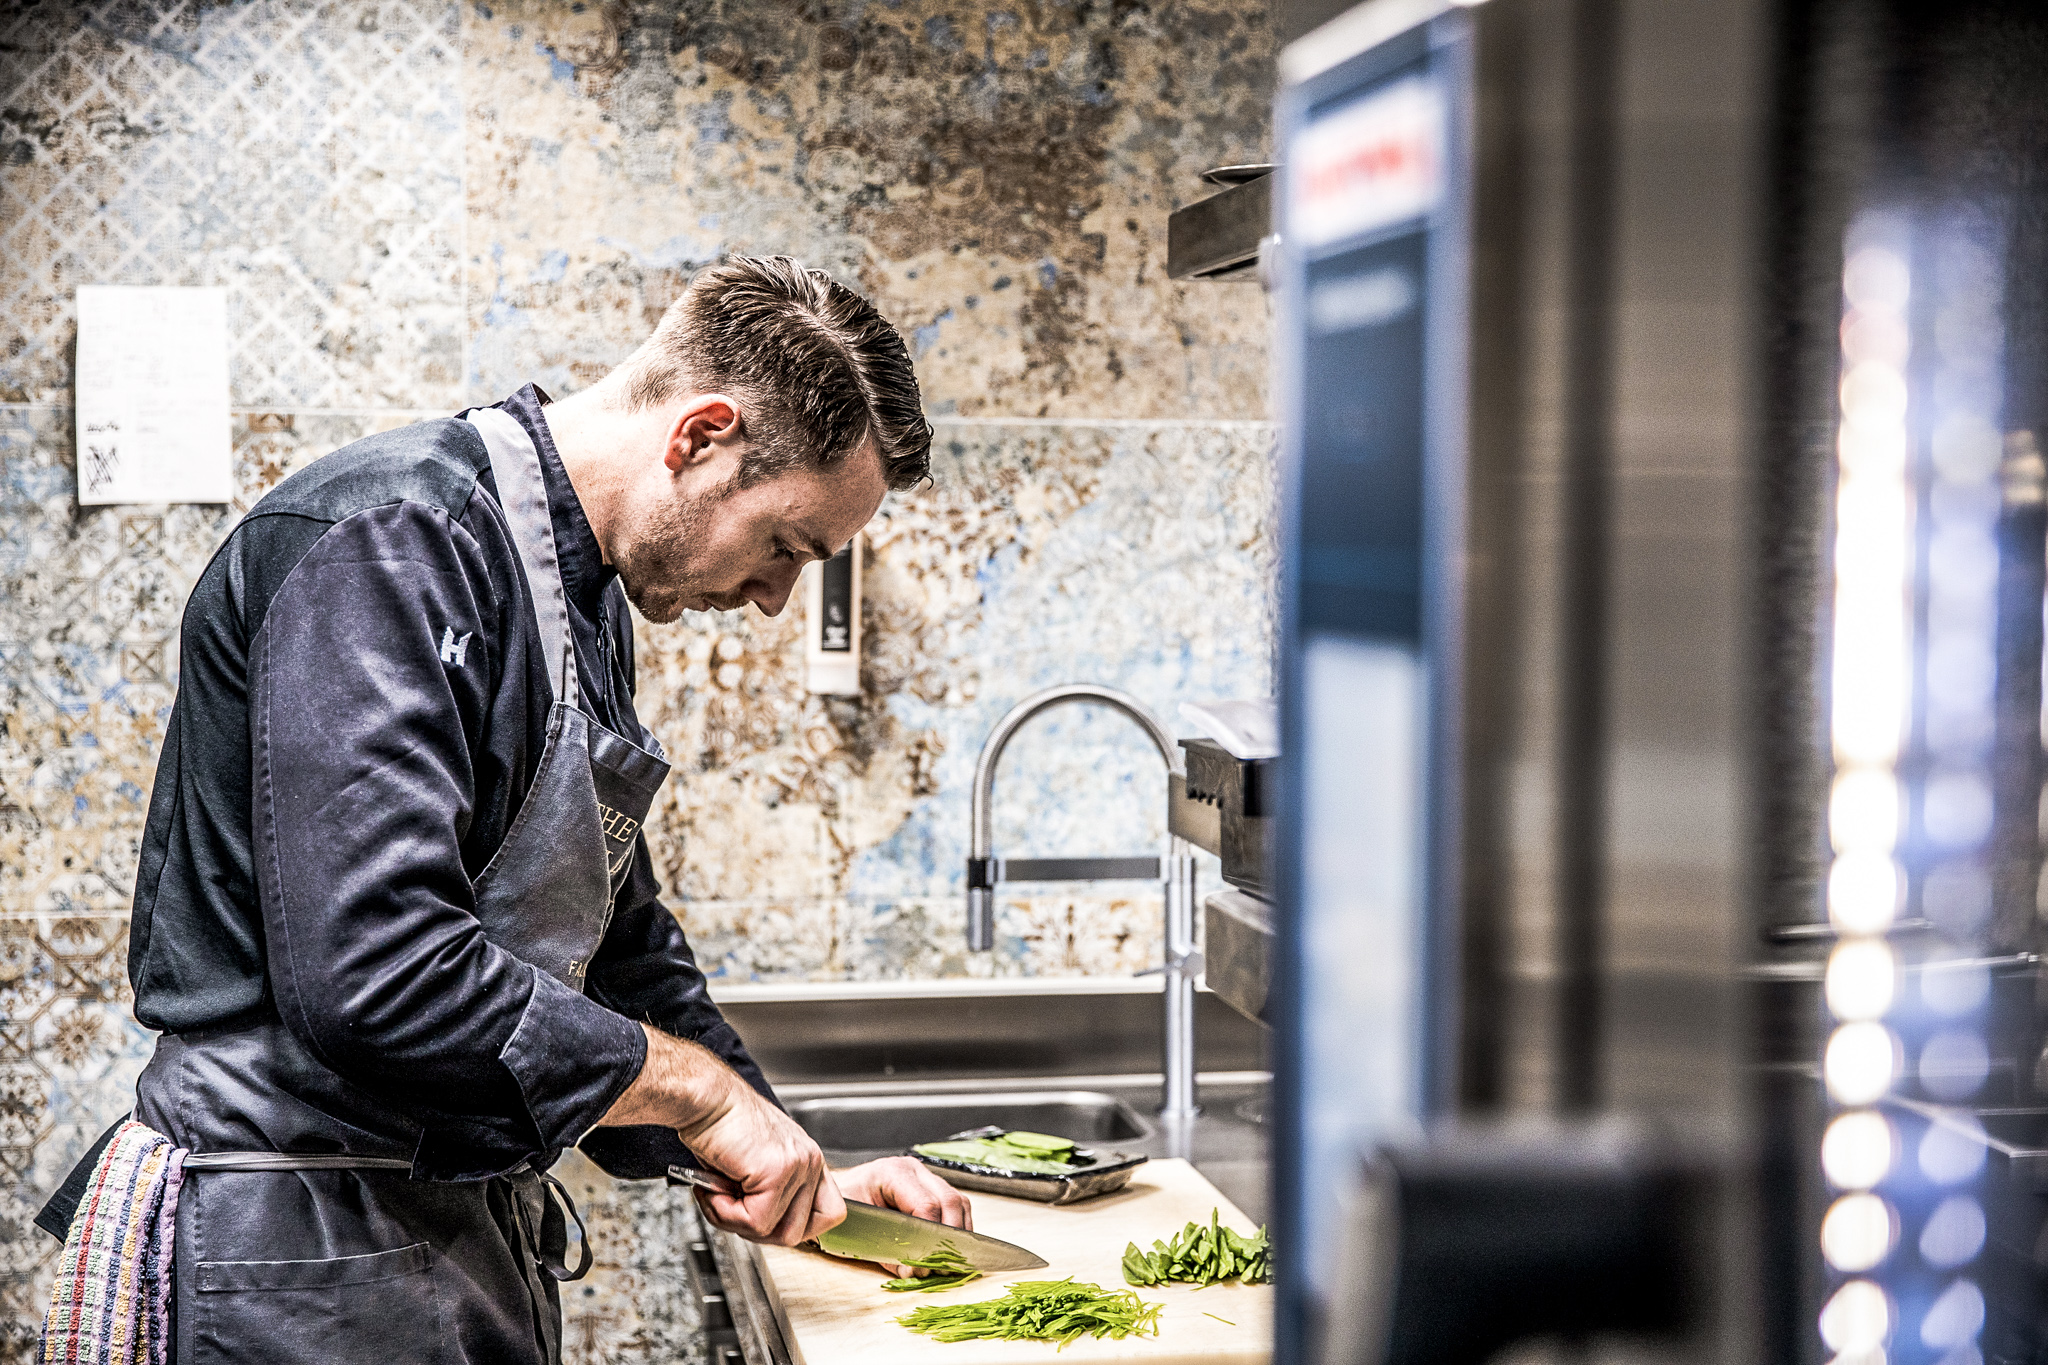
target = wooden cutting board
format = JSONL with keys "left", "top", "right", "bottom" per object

{"left": 756, "top": 1159, "right": 1272, "bottom": 1365}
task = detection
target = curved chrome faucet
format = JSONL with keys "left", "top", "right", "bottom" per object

{"left": 965, "top": 683, "right": 1202, "bottom": 1133}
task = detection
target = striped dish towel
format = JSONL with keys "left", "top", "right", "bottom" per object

{"left": 39, "top": 1119, "right": 185, "bottom": 1365}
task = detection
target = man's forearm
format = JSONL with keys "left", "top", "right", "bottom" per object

{"left": 598, "top": 1022, "right": 842, "bottom": 1245}
{"left": 596, "top": 1023, "right": 741, "bottom": 1135}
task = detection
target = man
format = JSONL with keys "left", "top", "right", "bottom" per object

{"left": 102, "top": 256, "right": 967, "bottom": 1361}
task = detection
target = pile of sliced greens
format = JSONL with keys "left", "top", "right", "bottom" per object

{"left": 896, "top": 1277, "right": 1162, "bottom": 1345}
{"left": 1122, "top": 1209, "right": 1271, "bottom": 1287}
{"left": 879, "top": 1241, "right": 983, "bottom": 1293}
{"left": 912, "top": 1130, "right": 1087, "bottom": 1175}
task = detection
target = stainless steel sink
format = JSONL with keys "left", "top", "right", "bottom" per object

{"left": 788, "top": 1090, "right": 1152, "bottom": 1159}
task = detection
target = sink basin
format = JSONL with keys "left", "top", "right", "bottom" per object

{"left": 788, "top": 1090, "right": 1152, "bottom": 1159}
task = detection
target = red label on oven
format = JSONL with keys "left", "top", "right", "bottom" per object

{"left": 1291, "top": 77, "right": 1446, "bottom": 249}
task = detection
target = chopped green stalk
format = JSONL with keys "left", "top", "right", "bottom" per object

{"left": 901, "top": 1242, "right": 972, "bottom": 1271}
{"left": 882, "top": 1270, "right": 983, "bottom": 1292}
{"left": 1120, "top": 1211, "right": 1272, "bottom": 1288}
{"left": 878, "top": 1239, "right": 985, "bottom": 1291}
{"left": 1204, "top": 1312, "right": 1238, "bottom": 1326}
{"left": 897, "top": 1278, "right": 1163, "bottom": 1345}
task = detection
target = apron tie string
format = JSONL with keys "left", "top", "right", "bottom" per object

{"left": 537, "top": 1172, "right": 591, "bottom": 1282}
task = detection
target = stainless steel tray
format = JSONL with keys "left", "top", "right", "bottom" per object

{"left": 911, "top": 1125, "right": 1148, "bottom": 1205}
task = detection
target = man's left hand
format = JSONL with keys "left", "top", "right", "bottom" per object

{"left": 832, "top": 1156, "right": 975, "bottom": 1278}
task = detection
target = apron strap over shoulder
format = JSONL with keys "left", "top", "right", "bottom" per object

{"left": 465, "top": 405, "right": 578, "bottom": 706}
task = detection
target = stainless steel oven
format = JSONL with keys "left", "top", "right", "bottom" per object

{"left": 1269, "top": 1, "right": 2048, "bottom": 1361}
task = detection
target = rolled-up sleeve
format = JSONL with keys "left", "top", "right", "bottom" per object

{"left": 576, "top": 840, "right": 776, "bottom": 1178}
{"left": 249, "top": 501, "right": 645, "bottom": 1155}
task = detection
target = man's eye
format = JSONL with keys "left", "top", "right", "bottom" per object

{"left": 772, "top": 541, "right": 796, "bottom": 561}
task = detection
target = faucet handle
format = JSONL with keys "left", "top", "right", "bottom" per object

{"left": 967, "top": 886, "right": 996, "bottom": 952}
{"left": 1135, "top": 947, "right": 1205, "bottom": 981}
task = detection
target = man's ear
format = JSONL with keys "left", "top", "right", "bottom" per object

{"left": 663, "top": 394, "right": 744, "bottom": 473}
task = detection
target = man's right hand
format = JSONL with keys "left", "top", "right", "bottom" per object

{"left": 598, "top": 1023, "right": 846, "bottom": 1246}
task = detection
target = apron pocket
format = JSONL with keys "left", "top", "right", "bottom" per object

{"left": 198, "top": 1241, "right": 430, "bottom": 1291}
{"left": 194, "top": 1242, "right": 446, "bottom": 1364}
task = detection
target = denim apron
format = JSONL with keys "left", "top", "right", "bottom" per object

{"left": 107, "top": 407, "right": 671, "bottom": 1364}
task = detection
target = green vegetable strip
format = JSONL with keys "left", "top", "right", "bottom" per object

{"left": 1122, "top": 1210, "right": 1271, "bottom": 1287}
{"left": 879, "top": 1240, "right": 985, "bottom": 1292}
{"left": 896, "top": 1278, "right": 1163, "bottom": 1345}
{"left": 881, "top": 1270, "right": 983, "bottom": 1292}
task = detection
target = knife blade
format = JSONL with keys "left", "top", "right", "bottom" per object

{"left": 668, "top": 1165, "right": 1047, "bottom": 1272}
{"left": 817, "top": 1198, "right": 1047, "bottom": 1272}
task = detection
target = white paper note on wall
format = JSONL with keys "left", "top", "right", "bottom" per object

{"left": 74, "top": 286, "right": 232, "bottom": 505}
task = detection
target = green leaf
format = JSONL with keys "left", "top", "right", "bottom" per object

{"left": 998, "top": 1130, "right": 1079, "bottom": 1156}
{"left": 912, "top": 1139, "right": 1079, "bottom": 1175}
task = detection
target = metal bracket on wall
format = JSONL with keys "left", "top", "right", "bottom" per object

{"left": 967, "top": 856, "right": 1163, "bottom": 887}
{"left": 1167, "top": 171, "right": 1276, "bottom": 280}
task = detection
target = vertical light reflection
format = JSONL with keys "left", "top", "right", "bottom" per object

{"left": 1895, "top": 213, "right": 2004, "bottom": 1364}
{"left": 1822, "top": 227, "right": 1911, "bottom": 1338}
{"left": 1824, "top": 209, "right": 2006, "bottom": 1364}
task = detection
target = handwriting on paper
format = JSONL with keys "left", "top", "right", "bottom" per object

{"left": 74, "top": 286, "right": 232, "bottom": 505}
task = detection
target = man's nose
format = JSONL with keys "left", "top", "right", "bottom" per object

{"left": 746, "top": 565, "right": 801, "bottom": 617}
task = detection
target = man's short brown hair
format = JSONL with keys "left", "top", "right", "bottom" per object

{"left": 623, "top": 255, "right": 932, "bottom": 492}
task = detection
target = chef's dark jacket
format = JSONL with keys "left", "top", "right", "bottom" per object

{"left": 125, "top": 384, "right": 767, "bottom": 1179}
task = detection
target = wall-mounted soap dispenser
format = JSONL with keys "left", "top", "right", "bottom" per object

{"left": 804, "top": 537, "right": 861, "bottom": 696}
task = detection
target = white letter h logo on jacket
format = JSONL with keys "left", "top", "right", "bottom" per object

{"left": 439, "top": 626, "right": 472, "bottom": 667}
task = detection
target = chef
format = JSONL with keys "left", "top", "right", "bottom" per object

{"left": 74, "top": 256, "right": 970, "bottom": 1362}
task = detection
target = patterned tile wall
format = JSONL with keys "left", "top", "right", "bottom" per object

{"left": 0, "top": 2, "right": 1274, "bottom": 1359}
{"left": 462, "top": 0, "right": 1274, "bottom": 417}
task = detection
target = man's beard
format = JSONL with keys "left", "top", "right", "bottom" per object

{"left": 614, "top": 475, "right": 732, "bottom": 623}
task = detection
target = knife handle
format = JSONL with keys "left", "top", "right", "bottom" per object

{"left": 666, "top": 1164, "right": 743, "bottom": 1197}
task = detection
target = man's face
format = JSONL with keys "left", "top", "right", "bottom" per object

{"left": 613, "top": 439, "right": 888, "bottom": 624}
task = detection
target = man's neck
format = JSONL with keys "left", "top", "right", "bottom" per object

{"left": 538, "top": 382, "right": 661, "bottom": 567}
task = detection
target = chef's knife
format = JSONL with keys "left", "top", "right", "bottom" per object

{"left": 818, "top": 1198, "right": 1047, "bottom": 1272}
{"left": 668, "top": 1165, "right": 1047, "bottom": 1272}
